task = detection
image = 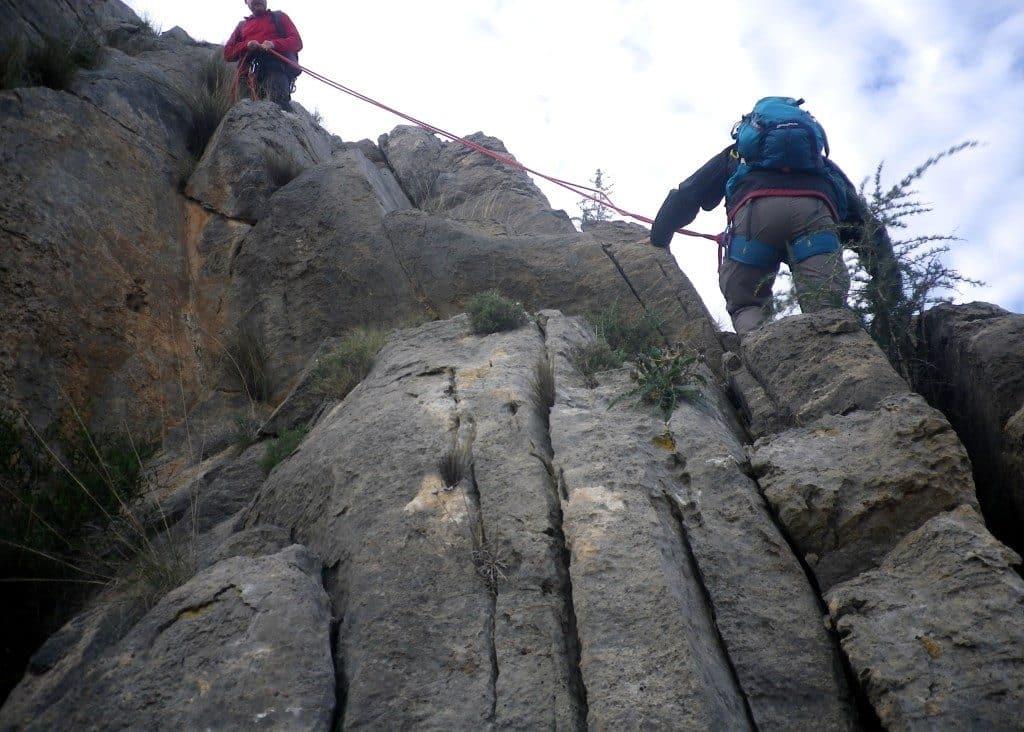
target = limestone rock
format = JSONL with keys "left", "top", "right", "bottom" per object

{"left": 383, "top": 210, "right": 725, "bottom": 371}
{"left": 826, "top": 506, "right": 1024, "bottom": 731}
{"left": 750, "top": 393, "right": 978, "bottom": 589}
{"left": 546, "top": 314, "right": 855, "bottom": 731}
{"left": 0, "top": 545, "right": 335, "bottom": 731}
{"left": 185, "top": 100, "right": 348, "bottom": 222}
{"left": 915, "top": 301, "right": 1024, "bottom": 553}
{"left": 1, "top": 0, "right": 141, "bottom": 47}
{"left": 379, "top": 125, "right": 576, "bottom": 235}
{"left": 259, "top": 335, "right": 348, "bottom": 437}
{"left": 738, "top": 309, "right": 910, "bottom": 431}
{"left": 226, "top": 154, "right": 425, "bottom": 395}
{"left": 247, "top": 315, "right": 585, "bottom": 729}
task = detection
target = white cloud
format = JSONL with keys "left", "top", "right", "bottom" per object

{"left": 125, "top": 0, "right": 1024, "bottom": 321}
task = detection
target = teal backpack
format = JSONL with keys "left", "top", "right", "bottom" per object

{"left": 726, "top": 97, "right": 847, "bottom": 218}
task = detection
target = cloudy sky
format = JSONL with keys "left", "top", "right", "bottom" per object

{"left": 125, "top": 0, "right": 1024, "bottom": 322}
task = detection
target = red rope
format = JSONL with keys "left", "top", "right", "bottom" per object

{"left": 261, "top": 49, "right": 721, "bottom": 245}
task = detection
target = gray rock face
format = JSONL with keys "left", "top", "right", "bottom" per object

{"left": 1, "top": 0, "right": 141, "bottom": 46}
{"left": 248, "top": 315, "right": 585, "bottom": 729}
{"left": 0, "top": 84, "right": 191, "bottom": 435}
{"left": 226, "top": 154, "right": 426, "bottom": 393}
{"left": 0, "top": 545, "right": 335, "bottom": 731}
{"left": 915, "top": 302, "right": 1024, "bottom": 553}
{"left": 827, "top": 506, "right": 1024, "bottom": 731}
{"left": 545, "top": 314, "right": 855, "bottom": 731}
{"left": 186, "top": 100, "right": 346, "bottom": 222}
{"left": 750, "top": 393, "right": 979, "bottom": 589}
{"left": 379, "top": 125, "right": 576, "bottom": 235}
{"left": 383, "top": 210, "right": 725, "bottom": 372}
{"left": 738, "top": 309, "right": 910, "bottom": 430}
{"left": 236, "top": 311, "right": 859, "bottom": 730}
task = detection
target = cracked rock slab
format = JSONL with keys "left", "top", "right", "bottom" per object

{"left": 545, "top": 314, "right": 753, "bottom": 730}
{"left": 0, "top": 545, "right": 334, "bottom": 732}
{"left": 750, "top": 393, "right": 979, "bottom": 590}
{"left": 247, "top": 315, "right": 583, "bottom": 729}
{"left": 739, "top": 309, "right": 910, "bottom": 430}
{"left": 915, "top": 301, "right": 1024, "bottom": 554}
{"left": 826, "top": 506, "right": 1024, "bottom": 731}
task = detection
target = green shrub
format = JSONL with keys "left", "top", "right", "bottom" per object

{"left": 586, "top": 302, "right": 666, "bottom": 359}
{"left": 772, "top": 143, "right": 982, "bottom": 380}
{"left": 466, "top": 290, "right": 529, "bottom": 334}
{"left": 313, "top": 327, "right": 387, "bottom": 400}
{"left": 260, "top": 427, "right": 307, "bottom": 475}
{"left": 0, "top": 33, "right": 103, "bottom": 92}
{"left": 611, "top": 347, "right": 706, "bottom": 421}
{"left": 185, "top": 51, "right": 233, "bottom": 158}
{"left": 233, "top": 414, "right": 262, "bottom": 448}
{"left": 569, "top": 339, "right": 623, "bottom": 386}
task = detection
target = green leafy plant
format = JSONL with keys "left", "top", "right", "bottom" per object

{"left": 846, "top": 142, "right": 982, "bottom": 379}
{"left": 466, "top": 290, "right": 529, "bottom": 334}
{"left": 611, "top": 347, "right": 706, "bottom": 420}
{"left": 313, "top": 327, "right": 387, "bottom": 400}
{"left": 260, "top": 427, "right": 307, "bottom": 476}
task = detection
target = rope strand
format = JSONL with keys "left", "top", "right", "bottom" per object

{"left": 263, "top": 49, "right": 720, "bottom": 243}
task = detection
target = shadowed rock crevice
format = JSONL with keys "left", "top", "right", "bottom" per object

{"left": 321, "top": 561, "right": 346, "bottom": 732}
{"left": 655, "top": 491, "right": 760, "bottom": 730}
{"left": 461, "top": 458, "right": 500, "bottom": 722}
{"left": 735, "top": 457, "right": 882, "bottom": 732}
{"left": 531, "top": 339, "right": 589, "bottom": 729}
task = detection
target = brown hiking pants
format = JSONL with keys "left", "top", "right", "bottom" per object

{"left": 720, "top": 196, "right": 849, "bottom": 335}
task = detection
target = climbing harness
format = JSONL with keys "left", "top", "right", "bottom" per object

{"left": 260, "top": 49, "right": 722, "bottom": 247}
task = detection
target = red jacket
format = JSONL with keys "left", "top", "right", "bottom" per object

{"left": 224, "top": 10, "right": 302, "bottom": 62}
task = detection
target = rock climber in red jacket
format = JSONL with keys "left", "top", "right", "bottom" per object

{"left": 224, "top": 0, "right": 303, "bottom": 111}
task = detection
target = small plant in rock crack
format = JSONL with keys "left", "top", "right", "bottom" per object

{"left": 465, "top": 290, "right": 529, "bottom": 335}
{"left": 472, "top": 543, "right": 509, "bottom": 594}
{"left": 585, "top": 301, "right": 667, "bottom": 360}
{"left": 611, "top": 347, "right": 706, "bottom": 421}
{"left": 569, "top": 339, "right": 623, "bottom": 387}
{"left": 312, "top": 326, "right": 388, "bottom": 401}
{"left": 232, "top": 414, "right": 262, "bottom": 449}
{"left": 437, "top": 444, "right": 472, "bottom": 488}
{"left": 264, "top": 148, "right": 306, "bottom": 190}
{"left": 530, "top": 358, "right": 556, "bottom": 416}
{"left": 259, "top": 427, "right": 307, "bottom": 476}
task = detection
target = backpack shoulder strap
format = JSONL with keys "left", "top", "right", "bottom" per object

{"left": 269, "top": 10, "right": 287, "bottom": 38}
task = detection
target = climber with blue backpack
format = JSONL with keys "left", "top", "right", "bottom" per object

{"left": 651, "top": 97, "right": 867, "bottom": 335}
{"left": 224, "top": 0, "right": 303, "bottom": 112}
